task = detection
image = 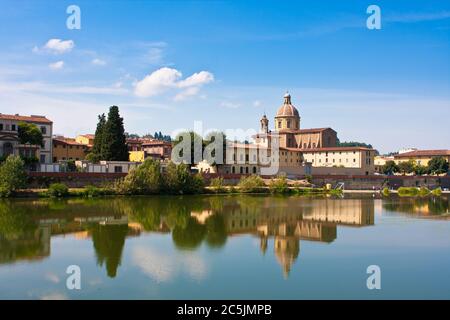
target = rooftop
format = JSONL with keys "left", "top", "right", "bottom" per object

{"left": 0, "top": 113, "right": 52, "bottom": 124}
{"left": 394, "top": 149, "right": 450, "bottom": 158}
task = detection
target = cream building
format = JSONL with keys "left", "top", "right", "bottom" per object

{"left": 393, "top": 149, "right": 450, "bottom": 166}
{"left": 0, "top": 113, "right": 53, "bottom": 164}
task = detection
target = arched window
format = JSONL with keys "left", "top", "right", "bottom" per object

{"left": 232, "top": 166, "right": 235, "bottom": 174}
{"left": 253, "top": 167, "right": 257, "bottom": 174}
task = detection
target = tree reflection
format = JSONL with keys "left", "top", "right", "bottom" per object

{"left": 172, "top": 217, "right": 206, "bottom": 250}
{"left": 90, "top": 224, "right": 129, "bottom": 278}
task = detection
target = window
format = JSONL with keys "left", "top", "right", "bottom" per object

{"left": 353, "top": 159, "right": 356, "bottom": 162}
{"left": 240, "top": 167, "right": 243, "bottom": 174}
{"left": 0, "top": 123, "right": 3, "bottom": 130}
{"left": 114, "top": 166, "right": 122, "bottom": 173}
{"left": 253, "top": 167, "right": 257, "bottom": 174}
{"left": 232, "top": 166, "right": 235, "bottom": 174}
{"left": 40, "top": 126, "right": 47, "bottom": 134}
{"left": 40, "top": 154, "right": 46, "bottom": 163}
{"left": 287, "top": 120, "right": 291, "bottom": 128}
{"left": 245, "top": 167, "right": 249, "bottom": 174}
{"left": 11, "top": 124, "right": 16, "bottom": 131}
{"left": 278, "top": 121, "right": 281, "bottom": 128}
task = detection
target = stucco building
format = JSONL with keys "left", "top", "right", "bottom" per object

{"left": 52, "top": 137, "right": 90, "bottom": 162}
{"left": 0, "top": 113, "right": 53, "bottom": 164}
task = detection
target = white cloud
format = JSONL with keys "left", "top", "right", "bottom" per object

{"left": 134, "top": 67, "right": 214, "bottom": 99}
{"left": 174, "top": 87, "right": 200, "bottom": 101}
{"left": 132, "top": 246, "right": 207, "bottom": 283}
{"left": 34, "top": 39, "right": 75, "bottom": 54}
{"left": 91, "top": 58, "right": 106, "bottom": 66}
{"left": 48, "top": 61, "right": 64, "bottom": 70}
{"left": 220, "top": 101, "right": 240, "bottom": 108}
{"left": 178, "top": 71, "right": 214, "bottom": 88}
{"left": 135, "top": 67, "right": 181, "bottom": 97}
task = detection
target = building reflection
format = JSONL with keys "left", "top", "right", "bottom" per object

{"left": 192, "top": 198, "right": 374, "bottom": 277}
{"left": 0, "top": 197, "right": 375, "bottom": 278}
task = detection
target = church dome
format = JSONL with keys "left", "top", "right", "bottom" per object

{"left": 275, "top": 93, "right": 299, "bottom": 118}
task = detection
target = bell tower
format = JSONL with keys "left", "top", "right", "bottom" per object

{"left": 260, "top": 114, "right": 269, "bottom": 133}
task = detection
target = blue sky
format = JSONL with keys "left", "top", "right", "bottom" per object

{"left": 0, "top": 0, "right": 449, "bottom": 153}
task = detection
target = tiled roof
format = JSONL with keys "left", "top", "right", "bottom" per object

{"left": 394, "top": 150, "right": 450, "bottom": 158}
{"left": 0, "top": 113, "right": 52, "bottom": 124}
{"left": 142, "top": 140, "right": 171, "bottom": 146}
{"left": 300, "top": 146, "right": 374, "bottom": 152}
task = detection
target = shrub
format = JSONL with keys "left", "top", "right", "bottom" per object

{"left": 381, "top": 187, "right": 390, "bottom": 196}
{"left": 187, "top": 174, "right": 205, "bottom": 194}
{"left": 82, "top": 185, "right": 113, "bottom": 197}
{"left": 0, "top": 155, "right": 27, "bottom": 197}
{"left": 269, "top": 175, "right": 289, "bottom": 193}
{"left": 237, "top": 174, "right": 265, "bottom": 193}
{"left": 47, "top": 183, "right": 69, "bottom": 197}
{"left": 210, "top": 177, "right": 225, "bottom": 193}
{"left": 431, "top": 187, "right": 442, "bottom": 196}
{"left": 115, "top": 159, "right": 162, "bottom": 194}
{"left": 162, "top": 162, "right": 204, "bottom": 194}
{"left": 418, "top": 186, "right": 430, "bottom": 196}
{"left": 397, "top": 187, "right": 419, "bottom": 197}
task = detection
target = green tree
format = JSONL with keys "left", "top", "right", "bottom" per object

{"left": 428, "top": 156, "right": 449, "bottom": 175}
{"left": 101, "top": 106, "right": 129, "bottom": 161}
{"left": 88, "top": 113, "right": 106, "bottom": 162}
{"left": 398, "top": 160, "right": 416, "bottom": 174}
{"left": 414, "top": 164, "right": 429, "bottom": 175}
{"left": 0, "top": 155, "right": 27, "bottom": 197}
{"left": 18, "top": 122, "right": 43, "bottom": 146}
{"left": 115, "top": 158, "right": 162, "bottom": 194}
{"left": 382, "top": 160, "right": 399, "bottom": 175}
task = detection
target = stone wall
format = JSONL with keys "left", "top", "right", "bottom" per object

{"left": 27, "top": 172, "right": 126, "bottom": 188}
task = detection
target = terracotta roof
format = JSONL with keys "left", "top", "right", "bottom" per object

{"left": 301, "top": 146, "right": 374, "bottom": 152}
{"left": 394, "top": 150, "right": 450, "bottom": 158}
{"left": 142, "top": 140, "right": 171, "bottom": 146}
{"left": 0, "top": 113, "right": 52, "bottom": 124}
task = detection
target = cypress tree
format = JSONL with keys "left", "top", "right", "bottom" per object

{"left": 90, "top": 114, "right": 106, "bottom": 162}
{"left": 101, "top": 106, "right": 129, "bottom": 161}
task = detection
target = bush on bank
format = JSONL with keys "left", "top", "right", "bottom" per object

{"left": 237, "top": 175, "right": 266, "bottom": 193}
{"left": 114, "top": 159, "right": 204, "bottom": 195}
{"left": 46, "top": 183, "right": 69, "bottom": 197}
{"left": 269, "top": 175, "right": 289, "bottom": 194}
{"left": 0, "top": 155, "right": 27, "bottom": 198}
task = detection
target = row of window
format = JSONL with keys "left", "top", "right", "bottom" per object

{"left": 54, "top": 143, "right": 85, "bottom": 150}
{"left": 307, "top": 158, "right": 357, "bottom": 164}
{"left": 0, "top": 123, "right": 47, "bottom": 134}
{"left": 231, "top": 166, "right": 258, "bottom": 174}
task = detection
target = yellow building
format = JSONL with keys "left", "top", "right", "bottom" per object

{"left": 53, "top": 137, "right": 90, "bottom": 162}
{"left": 129, "top": 151, "right": 145, "bottom": 162}
{"left": 394, "top": 150, "right": 450, "bottom": 166}
{"left": 75, "top": 134, "right": 95, "bottom": 147}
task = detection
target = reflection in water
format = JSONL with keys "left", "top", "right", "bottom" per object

{"left": 383, "top": 196, "right": 449, "bottom": 217}
{"left": 0, "top": 195, "right": 394, "bottom": 278}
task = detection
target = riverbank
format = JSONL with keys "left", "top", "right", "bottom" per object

{"left": 12, "top": 185, "right": 344, "bottom": 198}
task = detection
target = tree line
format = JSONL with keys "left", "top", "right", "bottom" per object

{"left": 382, "top": 157, "right": 449, "bottom": 175}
